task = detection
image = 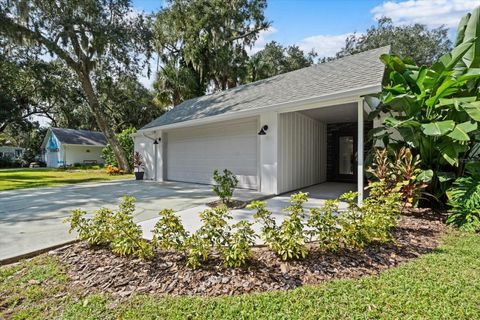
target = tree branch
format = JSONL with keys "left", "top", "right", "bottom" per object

{"left": 228, "top": 26, "right": 268, "bottom": 42}
{"left": 0, "top": 13, "right": 79, "bottom": 70}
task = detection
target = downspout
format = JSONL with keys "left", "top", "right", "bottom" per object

{"left": 141, "top": 132, "right": 158, "bottom": 181}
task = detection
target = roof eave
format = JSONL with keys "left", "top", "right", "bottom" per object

{"left": 61, "top": 143, "right": 107, "bottom": 147}
{"left": 138, "top": 83, "right": 382, "bottom": 133}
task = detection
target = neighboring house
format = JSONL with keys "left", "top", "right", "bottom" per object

{"left": 0, "top": 146, "right": 24, "bottom": 159}
{"left": 41, "top": 128, "right": 107, "bottom": 168}
{"left": 134, "top": 47, "right": 389, "bottom": 201}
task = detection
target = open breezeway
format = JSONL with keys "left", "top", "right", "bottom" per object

{"left": 0, "top": 180, "right": 263, "bottom": 263}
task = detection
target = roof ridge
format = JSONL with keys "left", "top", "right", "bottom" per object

{"left": 51, "top": 127, "right": 104, "bottom": 133}
{"left": 178, "top": 46, "right": 390, "bottom": 105}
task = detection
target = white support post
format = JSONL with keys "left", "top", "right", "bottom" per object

{"left": 156, "top": 131, "right": 166, "bottom": 181}
{"left": 357, "top": 99, "right": 364, "bottom": 206}
{"left": 259, "top": 111, "right": 279, "bottom": 195}
{"left": 153, "top": 142, "right": 158, "bottom": 181}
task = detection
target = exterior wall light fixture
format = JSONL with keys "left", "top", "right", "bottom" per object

{"left": 258, "top": 125, "right": 269, "bottom": 135}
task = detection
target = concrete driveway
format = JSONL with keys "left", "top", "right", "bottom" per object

{"left": 0, "top": 180, "right": 262, "bottom": 263}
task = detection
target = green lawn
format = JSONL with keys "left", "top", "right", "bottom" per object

{"left": 1, "top": 231, "right": 480, "bottom": 319}
{"left": 0, "top": 168, "right": 132, "bottom": 191}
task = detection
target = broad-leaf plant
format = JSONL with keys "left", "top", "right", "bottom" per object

{"left": 367, "top": 6, "right": 480, "bottom": 201}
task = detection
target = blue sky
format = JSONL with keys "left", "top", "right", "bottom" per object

{"left": 133, "top": 0, "right": 479, "bottom": 59}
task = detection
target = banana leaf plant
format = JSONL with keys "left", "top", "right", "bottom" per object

{"left": 366, "top": 6, "right": 480, "bottom": 202}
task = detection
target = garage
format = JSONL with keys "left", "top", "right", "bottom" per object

{"left": 165, "top": 117, "right": 259, "bottom": 189}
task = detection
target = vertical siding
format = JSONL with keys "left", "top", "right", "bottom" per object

{"left": 134, "top": 136, "right": 155, "bottom": 180}
{"left": 278, "top": 112, "right": 326, "bottom": 193}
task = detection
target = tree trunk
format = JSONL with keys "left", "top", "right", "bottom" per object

{"left": 77, "top": 72, "right": 132, "bottom": 172}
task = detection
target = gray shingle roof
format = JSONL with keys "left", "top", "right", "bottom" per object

{"left": 143, "top": 46, "right": 389, "bottom": 129}
{"left": 51, "top": 128, "right": 107, "bottom": 146}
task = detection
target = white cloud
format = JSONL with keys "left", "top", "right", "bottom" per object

{"left": 372, "top": 0, "right": 479, "bottom": 28}
{"left": 297, "top": 33, "right": 352, "bottom": 58}
{"left": 247, "top": 26, "right": 278, "bottom": 55}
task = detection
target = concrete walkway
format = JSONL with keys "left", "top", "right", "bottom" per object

{"left": 0, "top": 180, "right": 263, "bottom": 263}
{"left": 140, "top": 182, "right": 355, "bottom": 244}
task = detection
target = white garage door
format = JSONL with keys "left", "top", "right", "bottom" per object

{"left": 166, "top": 118, "right": 258, "bottom": 189}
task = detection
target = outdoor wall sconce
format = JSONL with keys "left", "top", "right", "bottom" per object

{"left": 258, "top": 125, "right": 269, "bottom": 135}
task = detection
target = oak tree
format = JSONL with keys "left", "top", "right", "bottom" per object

{"left": 0, "top": 0, "right": 152, "bottom": 171}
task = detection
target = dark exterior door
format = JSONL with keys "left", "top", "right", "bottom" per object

{"left": 330, "top": 125, "right": 357, "bottom": 182}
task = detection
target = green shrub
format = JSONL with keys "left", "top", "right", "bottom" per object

{"left": 66, "top": 209, "right": 92, "bottom": 243}
{"left": 337, "top": 192, "right": 368, "bottom": 249}
{"left": 197, "top": 206, "right": 232, "bottom": 247}
{"left": 339, "top": 186, "right": 401, "bottom": 249}
{"left": 221, "top": 220, "right": 257, "bottom": 268}
{"left": 66, "top": 207, "right": 114, "bottom": 246}
{"left": 102, "top": 127, "right": 136, "bottom": 168}
{"left": 446, "top": 162, "right": 480, "bottom": 232}
{"left": 0, "top": 155, "right": 22, "bottom": 168}
{"left": 184, "top": 234, "right": 209, "bottom": 269}
{"left": 250, "top": 192, "right": 308, "bottom": 261}
{"left": 248, "top": 200, "right": 278, "bottom": 245}
{"left": 152, "top": 209, "right": 189, "bottom": 251}
{"left": 109, "top": 196, "right": 153, "bottom": 259}
{"left": 212, "top": 169, "right": 239, "bottom": 205}
{"left": 307, "top": 199, "right": 341, "bottom": 251}
{"left": 163, "top": 206, "right": 256, "bottom": 269}
{"left": 66, "top": 196, "right": 153, "bottom": 260}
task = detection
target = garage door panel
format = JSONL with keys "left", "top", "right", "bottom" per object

{"left": 166, "top": 118, "right": 258, "bottom": 189}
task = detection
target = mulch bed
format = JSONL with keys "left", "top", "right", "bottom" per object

{"left": 206, "top": 199, "right": 247, "bottom": 209}
{"left": 51, "top": 209, "right": 447, "bottom": 297}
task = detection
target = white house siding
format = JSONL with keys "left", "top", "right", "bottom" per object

{"left": 0, "top": 146, "right": 24, "bottom": 159}
{"left": 134, "top": 136, "right": 156, "bottom": 180}
{"left": 64, "top": 145, "right": 104, "bottom": 165}
{"left": 45, "top": 149, "right": 61, "bottom": 168}
{"left": 165, "top": 117, "right": 258, "bottom": 189}
{"left": 277, "top": 112, "right": 327, "bottom": 194}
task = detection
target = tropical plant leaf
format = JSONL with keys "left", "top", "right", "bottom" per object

{"left": 414, "top": 66, "right": 427, "bottom": 97}
{"left": 368, "top": 127, "right": 386, "bottom": 139}
{"left": 380, "top": 54, "right": 406, "bottom": 73}
{"left": 461, "top": 101, "right": 480, "bottom": 121}
{"left": 417, "top": 169, "right": 433, "bottom": 183}
{"left": 447, "top": 121, "right": 478, "bottom": 141}
{"left": 446, "top": 39, "right": 474, "bottom": 69}
{"left": 447, "top": 175, "right": 480, "bottom": 210}
{"left": 421, "top": 120, "right": 455, "bottom": 136}
{"left": 438, "top": 142, "right": 468, "bottom": 166}
{"left": 438, "top": 96, "right": 477, "bottom": 107}
{"left": 387, "top": 94, "right": 419, "bottom": 114}
{"left": 455, "top": 68, "right": 480, "bottom": 82}
{"left": 437, "top": 171, "right": 456, "bottom": 183}
{"left": 364, "top": 95, "right": 381, "bottom": 110}
{"left": 455, "top": 12, "right": 471, "bottom": 46}
{"left": 397, "top": 126, "right": 420, "bottom": 148}
{"left": 461, "top": 6, "right": 480, "bottom": 68}
{"left": 466, "top": 162, "right": 480, "bottom": 175}
{"left": 367, "top": 106, "right": 382, "bottom": 121}
{"left": 384, "top": 117, "right": 420, "bottom": 128}
{"left": 426, "top": 78, "right": 461, "bottom": 107}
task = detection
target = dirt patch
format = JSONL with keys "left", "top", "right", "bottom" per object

{"left": 51, "top": 210, "right": 447, "bottom": 297}
{"left": 206, "top": 199, "right": 247, "bottom": 210}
